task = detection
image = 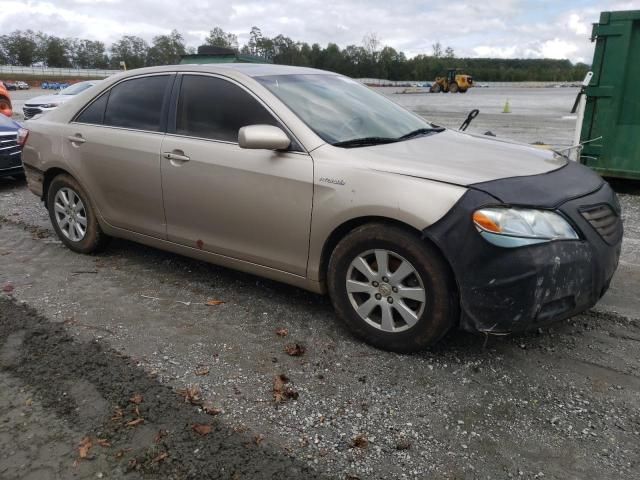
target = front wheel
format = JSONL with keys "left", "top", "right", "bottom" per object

{"left": 327, "top": 223, "right": 458, "bottom": 352}
{"left": 47, "top": 174, "right": 110, "bottom": 254}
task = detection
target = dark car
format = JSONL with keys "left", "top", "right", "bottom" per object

{"left": 0, "top": 113, "right": 27, "bottom": 178}
{"left": 2, "top": 81, "right": 17, "bottom": 91}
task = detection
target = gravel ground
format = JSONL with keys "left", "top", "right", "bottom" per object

{"left": 1, "top": 176, "right": 640, "bottom": 479}
{"left": 2, "top": 87, "right": 640, "bottom": 478}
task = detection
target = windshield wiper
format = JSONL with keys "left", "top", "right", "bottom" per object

{"left": 332, "top": 136, "right": 399, "bottom": 148}
{"left": 398, "top": 126, "right": 445, "bottom": 140}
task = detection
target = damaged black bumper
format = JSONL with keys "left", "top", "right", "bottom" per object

{"left": 424, "top": 162, "right": 622, "bottom": 333}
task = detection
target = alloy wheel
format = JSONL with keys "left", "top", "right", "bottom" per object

{"left": 346, "top": 249, "right": 427, "bottom": 333}
{"left": 54, "top": 187, "right": 87, "bottom": 242}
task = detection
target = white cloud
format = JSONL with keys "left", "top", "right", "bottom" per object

{"left": 1, "top": 0, "right": 640, "bottom": 63}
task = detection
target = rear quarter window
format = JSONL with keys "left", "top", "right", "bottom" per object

{"left": 103, "top": 75, "right": 171, "bottom": 132}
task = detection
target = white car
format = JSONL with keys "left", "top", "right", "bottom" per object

{"left": 23, "top": 81, "right": 98, "bottom": 119}
{"left": 16, "top": 81, "right": 30, "bottom": 90}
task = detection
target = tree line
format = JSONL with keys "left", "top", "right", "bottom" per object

{"left": 0, "top": 28, "right": 589, "bottom": 82}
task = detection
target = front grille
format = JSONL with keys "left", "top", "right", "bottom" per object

{"left": 0, "top": 133, "right": 21, "bottom": 170}
{"left": 23, "top": 106, "right": 43, "bottom": 119}
{"left": 580, "top": 204, "right": 622, "bottom": 245}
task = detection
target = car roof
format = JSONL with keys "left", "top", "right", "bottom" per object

{"left": 110, "top": 63, "right": 337, "bottom": 79}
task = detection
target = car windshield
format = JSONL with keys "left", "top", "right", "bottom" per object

{"left": 255, "top": 74, "right": 437, "bottom": 146}
{"left": 59, "top": 83, "right": 94, "bottom": 96}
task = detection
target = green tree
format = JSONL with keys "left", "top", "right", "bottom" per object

{"left": 110, "top": 35, "right": 149, "bottom": 69}
{"left": 147, "top": 30, "right": 186, "bottom": 65}
{"left": 205, "top": 27, "right": 238, "bottom": 49}
{"left": 0, "top": 30, "right": 39, "bottom": 66}
{"left": 72, "top": 39, "right": 108, "bottom": 69}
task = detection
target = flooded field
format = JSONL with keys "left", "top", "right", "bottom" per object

{"left": 376, "top": 86, "right": 581, "bottom": 147}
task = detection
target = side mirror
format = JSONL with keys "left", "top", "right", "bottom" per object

{"left": 238, "top": 125, "right": 291, "bottom": 150}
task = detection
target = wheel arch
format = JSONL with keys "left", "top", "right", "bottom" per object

{"left": 318, "top": 216, "right": 459, "bottom": 297}
{"left": 42, "top": 167, "right": 74, "bottom": 206}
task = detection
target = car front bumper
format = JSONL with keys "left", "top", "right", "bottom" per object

{"left": 424, "top": 168, "right": 622, "bottom": 333}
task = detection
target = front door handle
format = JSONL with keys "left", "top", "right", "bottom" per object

{"left": 163, "top": 151, "right": 190, "bottom": 162}
{"left": 67, "top": 134, "right": 86, "bottom": 144}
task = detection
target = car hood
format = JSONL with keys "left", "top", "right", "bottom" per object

{"left": 338, "top": 129, "right": 567, "bottom": 186}
{"left": 25, "top": 94, "right": 73, "bottom": 106}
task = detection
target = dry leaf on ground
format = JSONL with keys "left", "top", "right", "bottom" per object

{"left": 129, "top": 393, "right": 144, "bottom": 404}
{"left": 351, "top": 434, "right": 369, "bottom": 449}
{"left": 78, "top": 437, "right": 93, "bottom": 459}
{"left": 273, "top": 374, "right": 299, "bottom": 403}
{"left": 284, "top": 343, "right": 305, "bottom": 356}
{"left": 151, "top": 452, "right": 169, "bottom": 463}
{"left": 126, "top": 418, "right": 145, "bottom": 427}
{"left": 192, "top": 423, "right": 212, "bottom": 436}
{"left": 195, "top": 366, "right": 210, "bottom": 376}
{"left": 203, "top": 403, "right": 222, "bottom": 416}
{"left": 154, "top": 429, "right": 168, "bottom": 444}
{"left": 95, "top": 438, "right": 111, "bottom": 448}
{"left": 206, "top": 299, "right": 225, "bottom": 306}
{"left": 177, "top": 385, "right": 203, "bottom": 405}
{"left": 275, "top": 328, "right": 288, "bottom": 337}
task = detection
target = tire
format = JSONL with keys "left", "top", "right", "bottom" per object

{"left": 449, "top": 82, "right": 459, "bottom": 93}
{"left": 47, "top": 174, "right": 110, "bottom": 254}
{"left": 430, "top": 83, "right": 442, "bottom": 93}
{"left": 327, "top": 223, "right": 458, "bottom": 353}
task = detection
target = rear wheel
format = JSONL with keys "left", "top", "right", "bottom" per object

{"left": 430, "top": 83, "right": 442, "bottom": 93}
{"left": 47, "top": 174, "right": 110, "bottom": 254}
{"left": 327, "top": 223, "right": 458, "bottom": 352}
{"left": 449, "top": 82, "right": 459, "bottom": 93}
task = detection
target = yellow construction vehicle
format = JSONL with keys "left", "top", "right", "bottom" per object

{"left": 430, "top": 68, "right": 473, "bottom": 93}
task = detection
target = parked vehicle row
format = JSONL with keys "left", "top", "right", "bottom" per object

{"left": 0, "top": 80, "right": 30, "bottom": 90}
{"left": 21, "top": 64, "right": 622, "bottom": 352}
{"left": 0, "top": 112, "right": 27, "bottom": 178}
{"left": 0, "top": 82, "right": 12, "bottom": 117}
{"left": 41, "top": 81, "right": 69, "bottom": 90}
{"left": 23, "top": 81, "right": 98, "bottom": 119}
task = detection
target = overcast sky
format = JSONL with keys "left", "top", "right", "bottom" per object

{"left": 2, "top": 0, "right": 640, "bottom": 63}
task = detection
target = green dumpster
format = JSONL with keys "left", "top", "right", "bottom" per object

{"left": 580, "top": 10, "right": 640, "bottom": 180}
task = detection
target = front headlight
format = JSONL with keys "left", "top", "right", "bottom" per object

{"left": 40, "top": 103, "right": 59, "bottom": 109}
{"left": 473, "top": 207, "right": 578, "bottom": 247}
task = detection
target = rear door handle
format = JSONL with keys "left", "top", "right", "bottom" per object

{"left": 67, "top": 135, "right": 86, "bottom": 144}
{"left": 163, "top": 151, "right": 190, "bottom": 162}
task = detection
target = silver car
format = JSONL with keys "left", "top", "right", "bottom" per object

{"left": 23, "top": 80, "right": 98, "bottom": 119}
{"left": 21, "top": 64, "right": 622, "bottom": 352}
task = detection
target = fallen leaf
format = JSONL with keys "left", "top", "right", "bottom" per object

{"left": 154, "top": 429, "right": 168, "bottom": 444}
{"left": 177, "top": 385, "right": 203, "bottom": 406}
{"left": 192, "top": 423, "right": 212, "bottom": 436}
{"left": 151, "top": 452, "right": 169, "bottom": 463}
{"left": 351, "top": 434, "right": 369, "bottom": 449}
{"left": 111, "top": 407, "right": 124, "bottom": 421}
{"left": 2, "top": 283, "right": 14, "bottom": 293}
{"left": 195, "top": 366, "right": 210, "bottom": 376}
{"left": 115, "top": 448, "right": 132, "bottom": 459}
{"left": 126, "top": 418, "right": 145, "bottom": 427}
{"left": 95, "top": 438, "right": 111, "bottom": 448}
{"left": 25, "top": 398, "right": 33, "bottom": 407}
{"left": 284, "top": 343, "right": 305, "bottom": 357}
{"left": 275, "top": 328, "right": 288, "bottom": 337}
{"left": 203, "top": 403, "right": 222, "bottom": 416}
{"left": 206, "top": 299, "right": 225, "bottom": 306}
{"left": 273, "top": 374, "right": 299, "bottom": 403}
{"left": 254, "top": 434, "right": 265, "bottom": 445}
{"left": 78, "top": 437, "right": 93, "bottom": 459}
{"left": 129, "top": 393, "right": 144, "bottom": 405}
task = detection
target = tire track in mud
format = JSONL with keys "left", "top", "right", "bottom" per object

{"left": 0, "top": 297, "right": 326, "bottom": 479}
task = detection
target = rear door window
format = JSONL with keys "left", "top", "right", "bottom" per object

{"left": 175, "top": 75, "right": 279, "bottom": 142}
{"left": 75, "top": 92, "right": 109, "bottom": 125}
{"left": 103, "top": 75, "right": 170, "bottom": 132}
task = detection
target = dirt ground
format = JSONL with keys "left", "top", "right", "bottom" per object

{"left": 2, "top": 173, "right": 640, "bottom": 479}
